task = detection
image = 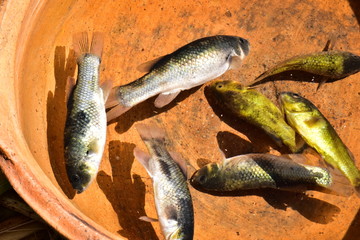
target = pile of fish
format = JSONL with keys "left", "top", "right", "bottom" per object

{"left": 63, "top": 32, "right": 360, "bottom": 239}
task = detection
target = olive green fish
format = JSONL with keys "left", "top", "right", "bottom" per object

{"left": 249, "top": 50, "right": 360, "bottom": 86}
{"left": 106, "top": 35, "right": 250, "bottom": 121}
{"left": 190, "top": 153, "right": 351, "bottom": 195}
{"left": 280, "top": 92, "right": 360, "bottom": 196}
{"left": 134, "top": 124, "right": 194, "bottom": 240}
{"left": 209, "top": 80, "right": 301, "bottom": 152}
{"left": 64, "top": 32, "right": 110, "bottom": 193}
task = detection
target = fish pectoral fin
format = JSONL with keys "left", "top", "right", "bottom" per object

{"left": 133, "top": 147, "right": 153, "bottom": 177}
{"left": 139, "top": 216, "right": 158, "bottom": 222}
{"left": 304, "top": 117, "right": 325, "bottom": 128}
{"left": 229, "top": 55, "right": 243, "bottom": 69}
{"left": 136, "top": 54, "right": 170, "bottom": 72}
{"left": 169, "top": 151, "right": 188, "bottom": 178}
{"left": 100, "top": 79, "right": 113, "bottom": 102}
{"left": 106, "top": 104, "right": 131, "bottom": 122}
{"left": 154, "top": 91, "right": 180, "bottom": 108}
{"left": 65, "top": 76, "right": 76, "bottom": 104}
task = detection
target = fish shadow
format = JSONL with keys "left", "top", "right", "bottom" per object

{"left": 348, "top": 0, "right": 360, "bottom": 26}
{"left": 342, "top": 207, "right": 360, "bottom": 240}
{"left": 47, "top": 46, "right": 77, "bottom": 199}
{"left": 97, "top": 141, "right": 159, "bottom": 240}
{"left": 250, "top": 70, "right": 343, "bottom": 87}
{"left": 191, "top": 186, "right": 340, "bottom": 224}
{"left": 110, "top": 86, "right": 202, "bottom": 134}
{"left": 204, "top": 86, "right": 289, "bottom": 154}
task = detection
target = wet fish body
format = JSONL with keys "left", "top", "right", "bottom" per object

{"left": 280, "top": 92, "right": 360, "bottom": 194}
{"left": 209, "top": 80, "right": 300, "bottom": 152}
{"left": 134, "top": 124, "right": 194, "bottom": 240}
{"left": 64, "top": 32, "right": 107, "bottom": 193}
{"left": 106, "top": 35, "right": 250, "bottom": 120}
{"left": 190, "top": 153, "right": 345, "bottom": 194}
{"left": 250, "top": 50, "right": 360, "bottom": 86}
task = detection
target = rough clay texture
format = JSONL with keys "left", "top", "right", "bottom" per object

{"left": 0, "top": 0, "right": 359, "bottom": 239}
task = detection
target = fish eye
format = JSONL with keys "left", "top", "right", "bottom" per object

{"left": 70, "top": 174, "right": 80, "bottom": 183}
{"left": 199, "top": 175, "right": 206, "bottom": 183}
{"left": 291, "top": 93, "right": 301, "bottom": 99}
{"left": 216, "top": 83, "right": 223, "bottom": 89}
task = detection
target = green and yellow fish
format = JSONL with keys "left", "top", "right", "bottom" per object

{"left": 280, "top": 92, "right": 360, "bottom": 196}
{"left": 209, "top": 80, "right": 302, "bottom": 152}
{"left": 190, "top": 153, "right": 352, "bottom": 196}
{"left": 249, "top": 50, "right": 360, "bottom": 86}
{"left": 106, "top": 35, "right": 250, "bottom": 121}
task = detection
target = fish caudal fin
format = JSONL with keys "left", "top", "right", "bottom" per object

{"left": 73, "top": 32, "right": 104, "bottom": 60}
{"left": 355, "top": 186, "right": 360, "bottom": 198}
{"left": 105, "top": 87, "right": 131, "bottom": 122}
{"left": 135, "top": 123, "right": 166, "bottom": 143}
{"left": 326, "top": 167, "right": 354, "bottom": 197}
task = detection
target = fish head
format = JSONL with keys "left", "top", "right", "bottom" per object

{"left": 209, "top": 80, "right": 252, "bottom": 105}
{"left": 166, "top": 226, "right": 190, "bottom": 240}
{"left": 190, "top": 163, "right": 222, "bottom": 190}
{"left": 65, "top": 139, "right": 102, "bottom": 193}
{"left": 234, "top": 37, "right": 250, "bottom": 59}
{"left": 279, "top": 92, "right": 314, "bottom": 115}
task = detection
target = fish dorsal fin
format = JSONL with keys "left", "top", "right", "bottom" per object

{"left": 65, "top": 76, "right": 76, "bottom": 104}
{"left": 100, "top": 79, "right": 113, "bottom": 102}
{"left": 284, "top": 154, "right": 311, "bottom": 165}
{"left": 137, "top": 55, "right": 169, "bottom": 72}
{"left": 154, "top": 91, "right": 181, "bottom": 108}
{"left": 304, "top": 116, "right": 325, "bottom": 128}
{"left": 169, "top": 151, "right": 188, "bottom": 178}
{"left": 229, "top": 56, "right": 243, "bottom": 69}
{"left": 139, "top": 216, "right": 158, "bottom": 222}
{"left": 133, "top": 147, "right": 153, "bottom": 177}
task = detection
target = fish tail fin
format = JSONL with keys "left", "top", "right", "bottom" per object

{"left": 90, "top": 32, "right": 104, "bottom": 58}
{"left": 105, "top": 87, "right": 132, "bottom": 122}
{"left": 355, "top": 186, "right": 360, "bottom": 198}
{"left": 324, "top": 167, "right": 354, "bottom": 197}
{"left": 135, "top": 123, "right": 166, "bottom": 144}
{"left": 73, "top": 32, "right": 89, "bottom": 60}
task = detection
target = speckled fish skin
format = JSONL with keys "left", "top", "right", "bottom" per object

{"left": 190, "top": 154, "right": 333, "bottom": 192}
{"left": 280, "top": 92, "right": 360, "bottom": 193}
{"left": 135, "top": 125, "right": 194, "bottom": 240}
{"left": 209, "top": 80, "right": 299, "bottom": 152}
{"left": 64, "top": 50, "right": 107, "bottom": 194}
{"left": 250, "top": 51, "right": 360, "bottom": 86}
{"left": 106, "top": 35, "right": 249, "bottom": 118}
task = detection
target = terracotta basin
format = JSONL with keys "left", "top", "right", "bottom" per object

{"left": 0, "top": 0, "right": 359, "bottom": 239}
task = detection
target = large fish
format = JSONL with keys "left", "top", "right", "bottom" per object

{"left": 208, "top": 80, "right": 302, "bottom": 152}
{"left": 134, "top": 124, "right": 194, "bottom": 240}
{"left": 249, "top": 50, "right": 360, "bottom": 87}
{"left": 190, "top": 153, "right": 352, "bottom": 196}
{"left": 64, "top": 32, "right": 110, "bottom": 193}
{"left": 280, "top": 92, "right": 360, "bottom": 196}
{"left": 106, "top": 35, "right": 250, "bottom": 121}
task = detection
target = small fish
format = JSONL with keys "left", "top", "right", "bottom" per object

{"left": 190, "top": 153, "right": 352, "bottom": 196}
{"left": 106, "top": 35, "right": 250, "bottom": 121}
{"left": 134, "top": 124, "right": 194, "bottom": 240}
{"left": 208, "top": 80, "right": 302, "bottom": 152}
{"left": 249, "top": 50, "right": 360, "bottom": 87}
{"left": 64, "top": 32, "right": 110, "bottom": 193}
{"left": 280, "top": 92, "right": 360, "bottom": 196}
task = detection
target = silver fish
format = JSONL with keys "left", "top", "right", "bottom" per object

{"left": 64, "top": 32, "right": 110, "bottom": 193}
{"left": 134, "top": 124, "right": 194, "bottom": 240}
{"left": 106, "top": 35, "right": 250, "bottom": 121}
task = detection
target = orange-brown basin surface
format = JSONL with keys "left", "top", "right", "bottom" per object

{"left": 0, "top": 0, "right": 359, "bottom": 239}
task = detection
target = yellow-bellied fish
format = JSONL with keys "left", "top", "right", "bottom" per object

{"left": 249, "top": 51, "right": 360, "bottom": 86}
{"left": 134, "top": 124, "right": 194, "bottom": 240}
{"left": 209, "top": 80, "right": 302, "bottom": 152}
{"left": 280, "top": 92, "right": 360, "bottom": 196}
{"left": 106, "top": 35, "right": 250, "bottom": 121}
{"left": 64, "top": 32, "right": 110, "bottom": 193}
{"left": 190, "top": 153, "right": 352, "bottom": 196}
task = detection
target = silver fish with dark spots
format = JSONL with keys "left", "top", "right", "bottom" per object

{"left": 134, "top": 124, "right": 194, "bottom": 240}
{"left": 190, "top": 153, "right": 352, "bottom": 196}
{"left": 106, "top": 35, "right": 250, "bottom": 121}
{"left": 64, "top": 32, "right": 110, "bottom": 193}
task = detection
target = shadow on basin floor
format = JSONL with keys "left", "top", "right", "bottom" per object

{"left": 47, "top": 46, "right": 77, "bottom": 199}
{"left": 97, "top": 141, "right": 159, "bottom": 240}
